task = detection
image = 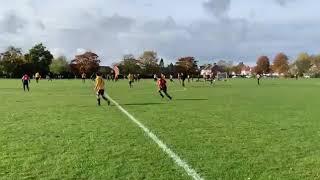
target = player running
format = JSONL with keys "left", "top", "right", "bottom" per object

{"left": 157, "top": 74, "right": 172, "bottom": 100}
{"left": 170, "top": 74, "right": 174, "bottom": 82}
{"left": 181, "top": 73, "right": 186, "bottom": 87}
{"left": 128, "top": 73, "right": 134, "bottom": 88}
{"left": 94, "top": 72, "right": 111, "bottom": 106}
{"left": 137, "top": 74, "right": 141, "bottom": 82}
{"left": 90, "top": 73, "right": 96, "bottom": 81}
{"left": 35, "top": 72, "right": 41, "bottom": 83}
{"left": 209, "top": 73, "right": 214, "bottom": 85}
{"left": 257, "top": 74, "right": 261, "bottom": 85}
{"left": 47, "top": 74, "right": 52, "bottom": 82}
{"left": 153, "top": 74, "right": 157, "bottom": 81}
{"left": 81, "top": 73, "right": 86, "bottom": 83}
{"left": 22, "top": 74, "right": 31, "bottom": 92}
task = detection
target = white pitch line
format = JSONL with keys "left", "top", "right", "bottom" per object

{"left": 105, "top": 94, "right": 203, "bottom": 180}
{"left": 171, "top": 88, "right": 187, "bottom": 93}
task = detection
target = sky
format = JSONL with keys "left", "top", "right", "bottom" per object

{"left": 0, "top": 0, "right": 319, "bottom": 65}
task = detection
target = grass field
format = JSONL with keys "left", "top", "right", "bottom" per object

{"left": 1, "top": 78, "right": 320, "bottom": 179}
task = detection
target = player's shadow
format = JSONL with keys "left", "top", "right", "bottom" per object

{"left": 122, "top": 102, "right": 166, "bottom": 106}
{"left": 175, "top": 98, "right": 208, "bottom": 101}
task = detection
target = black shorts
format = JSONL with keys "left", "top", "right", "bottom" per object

{"left": 160, "top": 86, "right": 167, "bottom": 91}
{"left": 36, "top": 77, "right": 40, "bottom": 80}
{"left": 23, "top": 80, "right": 29, "bottom": 85}
{"left": 97, "top": 89, "right": 105, "bottom": 96}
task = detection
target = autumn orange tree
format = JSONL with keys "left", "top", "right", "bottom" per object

{"left": 255, "top": 56, "right": 270, "bottom": 74}
{"left": 175, "top": 56, "right": 198, "bottom": 75}
{"left": 272, "top": 53, "right": 289, "bottom": 75}
{"left": 70, "top": 51, "right": 100, "bottom": 75}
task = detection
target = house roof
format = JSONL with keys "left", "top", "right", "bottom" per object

{"left": 201, "top": 64, "right": 213, "bottom": 70}
{"left": 241, "top": 66, "right": 251, "bottom": 71}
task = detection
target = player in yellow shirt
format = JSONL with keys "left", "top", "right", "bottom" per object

{"left": 128, "top": 73, "right": 134, "bottom": 88}
{"left": 94, "top": 72, "right": 110, "bottom": 106}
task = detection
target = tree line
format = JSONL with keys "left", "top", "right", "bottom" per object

{"left": 1, "top": 43, "right": 320, "bottom": 78}
{"left": 254, "top": 53, "right": 320, "bottom": 77}
{"left": 0, "top": 44, "right": 199, "bottom": 78}
{"left": 117, "top": 52, "right": 198, "bottom": 78}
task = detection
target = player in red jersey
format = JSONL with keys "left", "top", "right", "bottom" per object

{"left": 157, "top": 74, "right": 172, "bottom": 100}
{"left": 22, "top": 74, "right": 31, "bottom": 92}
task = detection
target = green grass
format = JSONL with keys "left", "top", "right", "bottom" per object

{"left": 1, "top": 78, "right": 320, "bottom": 179}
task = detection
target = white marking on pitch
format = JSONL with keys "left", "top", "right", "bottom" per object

{"left": 133, "top": 88, "right": 187, "bottom": 95}
{"left": 173, "top": 87, "right": 187, "bottom": 92}
{"left": 105, "top": 94, "right": 203, "bottom": 180}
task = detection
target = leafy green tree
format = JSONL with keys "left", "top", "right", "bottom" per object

{"left": 50, "top": 56, "right": 69, "bottom": 75}
{"left": 0, "top": 64, "right": 4, "bottom": 75}
{"left": 309, "top": 55, "right": 320, "bottom": 76}
{"left": 289, "top": 63, "right": 298, "bottom": 76}
{"left": 311, "top": 55, "right": 320, "bottom": 68}
{"left": 0, "top": 46, "right": 25, "bottom": 77}
{"left": 167, "top": 63, "right": 175, "bottom": 75}
{"left": 138, "top": 51, "right": 160, "bottom": 75}
{"left": 217, "top": 60, "right": 233, "bottom": 74}
{"left": 295, "top": 52, "right": 311, "bottom": 76}
{"left": 99, "top": 66, "right": 113, "bottom": 76}
{"left": 159, "top": 58, "right": 165, "bottom": 72}
{"left": 25, "top": 43, "right": 53, "bottom": 75}
{"left": 232, "top": 62, "right": 245, "bottom": 75}
{"left": 119, "top": 54, "right": 141, "bottom": 75}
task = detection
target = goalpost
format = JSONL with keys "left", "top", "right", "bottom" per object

{"left": 217, "top": 72, "right": 228, "bottom": 81}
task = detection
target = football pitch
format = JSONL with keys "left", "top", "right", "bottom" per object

{"left": 1, "top": 78, "right": 320, "bottom": 179}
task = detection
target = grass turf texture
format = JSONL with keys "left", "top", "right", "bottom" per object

{"left": 1, "top": 78, "right": 320, "bottom": 179}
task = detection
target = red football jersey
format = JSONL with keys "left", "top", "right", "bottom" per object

{"left": 22, "top": 75, "right": 30, "bottom": 81}
{"left": 157, "top": 78, "right": 167, "bottom": 88}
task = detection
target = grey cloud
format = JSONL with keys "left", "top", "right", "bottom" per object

{"left": 0, "top": 11, "right": 27, "bottom": 34}
{"left": 0, "top": 0, "right": 318, "bottom": 65}
{"left": 144, "top": 3, "right": 153, "bottom": 7}
{"left": 99, "top": 14, "right": 135, "bottom": 33}
{"left": 43, "top": 13, "right": 136, "bottom": 61}
{"left": 120, "top": 17, "right": 249, "bottom": 61}
{"left": 36, "top": 21, "right": 45, "bottom": 30}
{"left": 1, "top": 9, "right": 313, "bottom": 65}
{"left": 274, "top": 0, "right": 296, "bottom": 6}
{"left": 203, "top": 0, "right": 231, "bottom": 18}
{"left": 142, "top": 16, "right": 178, "bottom": 33}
